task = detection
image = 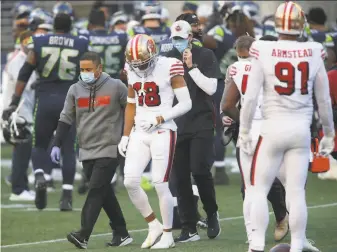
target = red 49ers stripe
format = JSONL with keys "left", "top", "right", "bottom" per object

{"left": 287, "top": 3, "right": 295, "bottom": 31}
{"left": 250, "top": 136, "right": 263, "bottom": 186}
{"left": 163, "top": 130, "right": 177, "bottom": 182}
{"left": 282, "top": 2, "right": 289, "bottom": 31}
{"left": 131, "top": 34, "right": 142, "bottom": 61}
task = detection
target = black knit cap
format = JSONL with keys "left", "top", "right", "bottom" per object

{"left": 175, "top": 13, "right": 199, "bottom": 25}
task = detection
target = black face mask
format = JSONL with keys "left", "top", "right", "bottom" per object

{"left": 193, "top": 29, "right": 203, "bottom": 40}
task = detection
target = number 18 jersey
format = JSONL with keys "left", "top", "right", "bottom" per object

{"left": 126, "top": 56, "right": 184, "bottom": 132}
{"left": 249, "top": 40, "right": 325, "bottom": 122}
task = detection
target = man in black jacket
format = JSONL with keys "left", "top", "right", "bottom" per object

{"left": 165, "top": 20, "right": 221, "bottom": 242}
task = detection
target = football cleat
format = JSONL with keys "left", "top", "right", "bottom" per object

{"left": 59, "top": 189, "right": 73, "bottom": 211}
{"left": 9, "top": 190, "right": 35, "bottom": 201}
{"left": 207, "top": 212, "right": 221, "bottom": 239}
{"left": 67, "top": 232, "right": 88, "bottom": 249}
{"left": 303, "top": 238, "right": 320, "bottom": 252}
{"left": 34, "top": 171, "right": 47, "bottom": 210}
{"left": 151, "top": 232, "right": 175, "bottom": 249}
{"left": 141, "top": 220, "right": 163, "bottom": 248}
{"left": 174, "top": 229, "right": 200, "bottom": 243}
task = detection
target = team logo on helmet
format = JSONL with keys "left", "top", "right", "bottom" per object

{"left": 147, "top": 39, "right": 156, "bottom": 55}
{"left": 175, "top": 25, "right": 182, "bottom": 31}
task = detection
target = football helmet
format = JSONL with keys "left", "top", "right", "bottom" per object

{"left": 52, "top": 2, "right": 74, "bottom": 18}
{"left": 2, "top": 113, "right": 32, "bottom": 145}
{"left": 275, "top": 1, "right": 305, "bottom": 35}
{"left": 135, "top": 1, "right": 162, "bottom": 21}
{"left": 29, "top": 8, "right": 53, "bottom": 31}
{"left": 110, "top": 11, "right": 128, "bottom": 27}
{"left": 125, "top": 34, "right": 158, "bottom": 76}
{"left": 12, "top": 1, "right": 35, "bottom": 19}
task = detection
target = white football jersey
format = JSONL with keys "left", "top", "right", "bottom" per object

{"left": 229, "top": 60, "right": 263, "bottom": 121}
{"left": 249, "top": 40, "right": 326, "bottom": 123}
{"left": 126, "top": 56, "right": 184, "bottom": 132}
{"left": 229, "top": 60, "right": 263, "bottom": 141}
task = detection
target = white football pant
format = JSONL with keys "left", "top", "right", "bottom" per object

{"left": 124, "top": 129, "right": 176, "bottom": 230}
{"left": 247, "top": 119, "right": 310, "bottom": 252}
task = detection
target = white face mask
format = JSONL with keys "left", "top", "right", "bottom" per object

{"left": 237, "top": 56, "right": 253, "bottom": 62}
{"left": 80, "top": 72, "right": 96, "bottom": 84}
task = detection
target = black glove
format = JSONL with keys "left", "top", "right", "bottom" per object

{"left": 2, "top": 95, "right": 21, "bottom": 121}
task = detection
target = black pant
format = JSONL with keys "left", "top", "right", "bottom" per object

{"left": 170, "top": 129, "right": 218, "bottom": 230}
{"left": 213, "top": 82, "right": 225, "bottom": 164}
{"left": 31, "top": 93, "right": 76, "bottom": 185}
{"left": 80, "top": 157, "right": 128, "bottom": 239}
{"left": 11, "top": 138, "right": 32, "bottom": 194}
{"left": 236, "top": 148, "right": 287, "bottom": 222}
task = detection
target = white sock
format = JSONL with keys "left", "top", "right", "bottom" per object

{"left": 243, "top": 190, "right": 252, "bottom": 243}
{"left": 154, "top": 182, "right": 174, "bottom": 230}
{"left": 62, "top": 184, "right": 73, "bottom": 190}
{"left": 250, "top": 187, "right": 269, "bottom": 251}
{"left": 213, "top": 161, "right": 225, "bottom": 167}
{"left": 124, "top": 177, "right": 153, "bottom": 218}
{"left": 287, "top": 187, "right": 307, "bottom": 252}
{"left": 192, "top": 185, "right": 199, "bottom": 197}
{"left": 173, "top": 197, "right": 178, "bottom": 207}
{"left": 34, "top": 169, "right": 44, "bottom": 174}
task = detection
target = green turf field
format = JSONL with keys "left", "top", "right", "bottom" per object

{"left": 1, "top": 167, "right": 337, "bottom": 252}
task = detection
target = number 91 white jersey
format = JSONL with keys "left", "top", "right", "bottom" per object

{"left": 126, "top": 56, "right": 185, "bottom": 132}
{"left": 249, "top": 40, "right": 326, "bottom": 122}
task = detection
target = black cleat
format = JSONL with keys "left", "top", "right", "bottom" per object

{"left": 106, "top": 231, "right": 133, "bottom": 247}
{"left": 34, "top": 172, "right": 47, "bottom": 210}
{"left": 67, "top": 232, "right": 88, "bottom": 249}
{"left": 207, "top": 212, "right": 221, "bottom": 239}
{"left": 60, "top": 189, "right": 73, "bottom": 211}
{"left": 174, "top": 228, "right": 200, "bottom": 243}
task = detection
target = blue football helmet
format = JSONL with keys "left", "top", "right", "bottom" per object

{"left": 12, "top": 1, "right": 35, "bottom": 18}
{"left": 29, "top": 8, "right": 53, "bottom": 31}
{"left": 52, "top": 2, "right": 74, "bottom": 18}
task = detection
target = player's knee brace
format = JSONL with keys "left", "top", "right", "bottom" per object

{"left": 124, "top": 177, "right": 141, "bottom": 192}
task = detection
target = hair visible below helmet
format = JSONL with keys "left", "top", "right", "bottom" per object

{"left": 234, "top": 35, "right": 255, "bottom": 51}
{"left": 53, "top": 2, "right": 74, "bottom": 18}
{"left": 54, "top": 13, "right": 72, "bottom": 33}
{"left": 125, "top": 34, "right": 158, "bottom": 76}
{"left": 29, "top": 8, "right": 53, "bottom": 31}
{"left": 275, "top": 1, "right": 305, "bottom": 35}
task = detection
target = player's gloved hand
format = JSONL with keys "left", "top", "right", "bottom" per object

{"left": 50, "top": 146, "right": 61, "bottom": 164}
{"left": 118, "top": 136, "right": 129, "bottom": 157}
{"left": 139, "top": 117, "right": 160, "bottom": 132}
{"left": 238, "top": 128, "right": 254, "bottom": 155}
{"left": 319, "top": 132, "right": 335, "bottom": 156}
{"left": 2, "top": 105, "right": 17, "bottom": 121}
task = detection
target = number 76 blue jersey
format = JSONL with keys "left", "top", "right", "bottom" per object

{"left": 30, "top": 33, "right": 89, "bottom": 90}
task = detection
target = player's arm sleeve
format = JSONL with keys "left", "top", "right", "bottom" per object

{"left": 59, "top": 85, "right": 76, "bottom": 125}
{"left": 207, "top": 26, "right": 224, "bottom": 42}
{"left": 188, "top": 49, "right": 218, "bottom": 96}
{"left": 314, "top": 63, "right": 335, "bottom": 136}
{"left": 162, "top": 65, "right": 192, "bottom": 121}
{"left": 240, "top": 46, "right": 264, "bottom": 132}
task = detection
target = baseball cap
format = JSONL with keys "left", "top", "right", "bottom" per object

{"left": 170, "top": 20, "right": 192, "bottom": 39}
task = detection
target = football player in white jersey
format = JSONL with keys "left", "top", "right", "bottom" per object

{"left": 239, "top": 2, "right": 334, "bottom": 252}
{"left": 222, "top": 34, "right": 320, "bottom": 252}
{"left": 118, "top": 34, "right": 192, "bottom": 249}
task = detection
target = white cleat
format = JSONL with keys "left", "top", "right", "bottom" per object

{"left": 141, "top": 220, "right": 163, "bottom": 249}
{"left": 9, "top": 190, "right": 35, "bottom": 201}
{"left": 151, "top": 232, "right": 175, "bottom": 249}
{"left": 303, "top": 238, "right": 320, "bottom": 252}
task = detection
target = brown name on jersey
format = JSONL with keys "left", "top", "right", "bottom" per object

{"left": 271, "top": 49, "right": 313, "bottom": 58}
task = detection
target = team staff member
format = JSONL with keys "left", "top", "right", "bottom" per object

{"left": 50, "top": 52, "right": 132, "bottom": 249}
{"left": 166, "top": 21, "right": 221, "bottom": 242}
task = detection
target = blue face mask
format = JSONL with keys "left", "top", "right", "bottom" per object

{"left": 172, "top": 38, "right": 189, "bottom": 53}
{"left": 81, "top": 72, "right": 96, "bottom": 84}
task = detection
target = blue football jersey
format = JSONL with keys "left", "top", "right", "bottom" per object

{"left": 86, "top": 29, "right": 128, "bottom": 78}
{"left": 129, "top": 24, "right": 171, "bottom": 45}
{"left": 31, "top": 33, "right": 89, "bottom": 88}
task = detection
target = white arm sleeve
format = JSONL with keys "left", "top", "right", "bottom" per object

{"left": 239, "top": 58, "right": 264, "bottom": 131}
{"left": 188, "top": 68, "right": 217, "bottom": 95}
{"left": 162, "top": 86, "right": 192, "bottom": 122}
{"left": 314, "top": 63, "right": 334, "bottom": 135}
{"left": 2, "top": 70, "right": 15, "bottom": 108}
